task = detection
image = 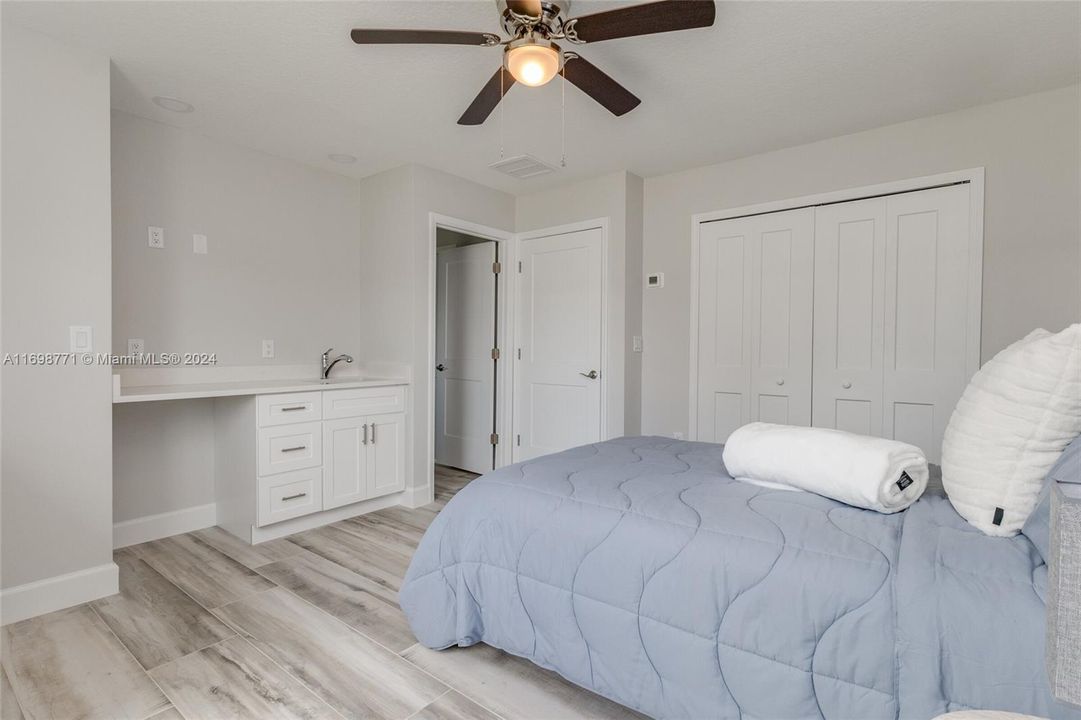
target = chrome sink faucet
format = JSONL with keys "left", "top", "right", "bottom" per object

{"left": 321, "top": 348, "right": 354, "bottom": 380}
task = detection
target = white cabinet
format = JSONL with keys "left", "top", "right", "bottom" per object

{"left": 324, "top": 412, "right": 407, "bottom": 510}
{"left": 215, "top": 383, "right": 409, "bottom": 543}
{"left": 693, "top": 183, "right": 978, "bottom": 461}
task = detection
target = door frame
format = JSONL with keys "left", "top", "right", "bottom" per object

{"left": 514, "top": 218, "right": 610, "bottom": 462}
{"left": 687, "top": 167, "right": 985, "bottom": 440}
{"left": 427, "top": 213, "right": 516, "bottom": 489}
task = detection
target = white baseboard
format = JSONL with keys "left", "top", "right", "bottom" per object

{"left": 400, "top": 484, "right": 433, "bottom": 509}
{"left": 1, "top": 562, "right": 118, "bottom": 625}
{"left": 113, "top": 502, "right": 218, "bottom": 549}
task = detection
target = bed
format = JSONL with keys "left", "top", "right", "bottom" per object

{"left": 399, "top": 437, "right": 1075, "bottom": 719}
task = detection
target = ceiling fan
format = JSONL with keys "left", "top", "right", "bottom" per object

{"left": 351, "top": 0, "right": 716, "bottom": 125}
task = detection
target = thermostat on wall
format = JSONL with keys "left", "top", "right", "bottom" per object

{"left": 646, "top": 273, "right": 664, "bottom": 288}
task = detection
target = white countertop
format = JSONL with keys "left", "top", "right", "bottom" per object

{"left": 114, "top": 376, "right": 409, "bottom": 404}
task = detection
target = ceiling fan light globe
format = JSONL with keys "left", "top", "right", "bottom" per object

{"left": 506, "top": 43, "right": 561, "bottom": 87}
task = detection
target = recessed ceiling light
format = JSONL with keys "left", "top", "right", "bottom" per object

{"left": 152, "top": 96, "right": 194, "bottom": 113}
{"left": 328, "top": 153, "right": 357, "bottom": 164}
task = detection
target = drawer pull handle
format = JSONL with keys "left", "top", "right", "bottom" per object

{"left": 282, "top": 492, "right": 307, "bottom": 502}
{"left": 362, "top": 423, "right": 368, "bottom": 445}
{"left": 371, "top": 423, "right": 377, "bottom": 443}
{"left": 281, "top": 405, "right": 307, "bottom": 412}
{"left": 281, "top": 445, "right": 307, "bottom": 453}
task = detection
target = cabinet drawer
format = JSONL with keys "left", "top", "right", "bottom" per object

{"left": 258, "top": 422, "right": 322, "bottom": 476}
{"left": 323, "top": 385, "right": 406, "bottom": 419}
{"left": 258, "top": 468, "right": 323, "bottom": 526}
{"left": 257, "top": 392, "right": 322, "bottom": 427}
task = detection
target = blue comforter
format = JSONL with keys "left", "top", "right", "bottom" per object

{"left": 400, "top": 437, "right": 1072, "bottom": 719}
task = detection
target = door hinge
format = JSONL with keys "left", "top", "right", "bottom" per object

{"left": 492, "top": 261, "right": 501, "bottom": 274}
{"left": 491, "top": 347, "right": 500, "bottom": 360}
{"left": 490, "top": 433, "right": 499, "bottom": 445}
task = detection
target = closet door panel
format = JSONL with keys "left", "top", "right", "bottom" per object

{"left": 696, "top": 220, "right": 753, "bottom": 442}
{"left": 749, "top": 209, "right": 814, "bottom": 427}
{"left": 812, "top": 199, "right": 886, "bottom": 435}
{"left": 883, "top": 184, "right": 971, "bottom": 462}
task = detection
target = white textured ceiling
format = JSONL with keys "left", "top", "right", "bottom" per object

{"left": 4, "top": 1, "right": 1079, "bottom": 194}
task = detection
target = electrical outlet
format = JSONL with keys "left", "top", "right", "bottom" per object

{"left": 69, "top": 326, "right": 92, "bottom": 353}
{"left": 193, "top": 233, "right": 208, "bottom": 254}
{"left": 148, "top": 226, "right": 164, "bottom": 249}
{"left": 673, "top": 431, "right": 684, "bottom": 440}
{"left": 261, "top": 339, "right": 275, "bottom": 359}
{"left": 128, "top": 338, "right": 145, "bottom": 356}
{"left": 632, "top": 335, "right": 643, "bottom": 353}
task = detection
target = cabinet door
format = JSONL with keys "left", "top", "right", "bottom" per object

{"left": 812, "top": 198, "right": 887, "bottom": 436}
{"left": 323, "top": 416, "right": 368, "bottom": 510}
{"left": 367, "top": 413, "right": 406, "bottom": 498}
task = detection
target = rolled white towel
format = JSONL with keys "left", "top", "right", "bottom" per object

{"left": 722, "top": 422, "right": 929, "bottom": 513}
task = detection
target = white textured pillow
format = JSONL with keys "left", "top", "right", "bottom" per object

{"left": 942, "top": 323, "right": 1081, "bottom": 536}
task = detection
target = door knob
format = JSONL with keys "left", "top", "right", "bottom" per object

{"left": 436, "top": 364, "right": 445, "bottom": 372}
{"left": 842, "top": 381, "right": 852, "bottom": 389}
{"left": 580, "top": 370, "right": 598, "bottom": 380}
{"left": 776, "top": 378, "right": 785, "bottom": 386}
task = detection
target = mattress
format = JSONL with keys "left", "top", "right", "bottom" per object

{"left": 399, "top": 437, "right": 1072, "bottom": 719}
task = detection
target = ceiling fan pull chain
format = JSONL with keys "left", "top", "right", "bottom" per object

{"left": 560, "top": 64, "right": 566, "bottom": 167}
{"left": 499, "top": 66, "right": 505, "bottom": 159}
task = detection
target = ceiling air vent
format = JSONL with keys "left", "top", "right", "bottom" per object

{"left": 488, "top": 154, "right": 558, "bottom": 179}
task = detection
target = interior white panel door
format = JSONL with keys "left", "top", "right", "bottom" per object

{"left": 749, "top": 209, "right": 814, "bottom": 428}
{"left": 695, "top": 218, "right": 751, "bottom": 442}
{"left": 516, "top": 227, "right": 603, "bottom": 461}
{"left": 812, "top": 198, "right": 887, "bottom": 436}
{"left": 695, "top": 209, "right": 813, "bottom": 443}
{"left": 882, "top": 184, "right": 972, "bottom": 462}
{"left": 435, "top": 242, "right": 496, "bottom": 474}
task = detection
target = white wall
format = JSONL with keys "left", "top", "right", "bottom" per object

{"left": 641, "top": 84, "right": 1081, "bottom": 438}
{"left": 515, "top": 171, "right": 645, "bottom": 436}
{"left": 1, "top": 23, "right": 115, "bottom": 614}
{"left": 112, "top": 111, "right": 362, "bottom": 364}
{"left": 110, "top": 112, "right": 364, "bottom": 523}
{"left": 357, "top": 164, "right": 515, "bottom": 498}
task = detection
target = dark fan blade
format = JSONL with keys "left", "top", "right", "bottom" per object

{"left": 505, "top": 0, "right": 543, "bottom": 17}
{"left": 458, "top": 67, "right": 515, "bottom": 125}
{"left": 562, "top": 55, "right": 641, "bottom": 116}
{"left": 351, "top": 29, "right": 497, "bottom": 46}
{"left": 568, "top": 0, "right": 715, "bottom": 43}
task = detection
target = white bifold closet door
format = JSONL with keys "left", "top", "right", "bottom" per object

{"left": 812, "top": 184, "right": 972, "bottom": 462}
{"left": 695, "top": 208, "right": 814, "bottom": 443}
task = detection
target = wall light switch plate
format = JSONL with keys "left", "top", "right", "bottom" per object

{"left": 632, "top": 335, "right": 643, "bottom": 353}
{"left": 69, "top": 326, "right": 92, "bottom": 353}
{"left": 193, "top": 234, "right": 208, "bottom": 254}
{"left": 128, "top": 338, "right": 145, "bottom": 356}
{"left": 646, "top": 273, "right": 664, "bottom": 289}
{"left": 261, "top": 339, "right": 275, "bottom": 359}
{"left": 148, "top": 226, "right": 165, "bottom": 249}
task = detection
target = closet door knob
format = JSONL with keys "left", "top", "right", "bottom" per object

{"left": 775, "top": 378, "right": 785, "bottom": 386}
{"left": 841, "top": 381, "right": 852, "bottom": 389}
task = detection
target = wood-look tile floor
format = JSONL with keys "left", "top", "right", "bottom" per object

{"left": 1, "top": 467, "right": 642, "bottom": 720}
